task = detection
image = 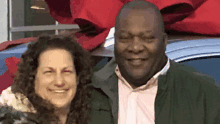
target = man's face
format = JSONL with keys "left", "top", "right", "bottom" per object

{"left": 114, "top": 9, "right": 167, "bottom": 88}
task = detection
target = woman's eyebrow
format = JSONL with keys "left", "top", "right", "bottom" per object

{"left": 42, "top": 67, "right": 56, "bottom": 72}
{"left": 63, "top": 66, "right": 74, "bottom": 69}
{"left": 42, "top": 66, "right": 74, "bottom": 69}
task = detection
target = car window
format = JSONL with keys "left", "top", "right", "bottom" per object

{"left": 180, "top": 56, "right": 220, "bottom": 84}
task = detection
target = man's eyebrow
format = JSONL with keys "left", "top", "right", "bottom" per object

{"left": 117, "top": 30, "right": 128, "bottom": 34}
{"left": 145, "top": 30, "right": 152, "bottom": 33}
{"left": 118, "top": 30, "right": 152, "bottom": 34}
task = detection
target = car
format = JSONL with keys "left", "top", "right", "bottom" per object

{"left": 91, "top": 27, "right": 220, "bottom": 83}
{"left": 166, "top": 38, "right": 220, "bottom": 84}
{"left": 0, "top": 27, "right": 220, "bottom": 83}
{"left": 0, "top": 43, "right": 28, "bottom": 75}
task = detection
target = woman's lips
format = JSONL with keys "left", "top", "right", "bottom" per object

{"left": 48, "top": 89, "right": 69, "bottom": 93}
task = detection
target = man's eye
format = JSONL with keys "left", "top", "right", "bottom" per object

{"left": 141, "top": 35, "right": 152, "bottom": 39}
{"left": 119, "top": 36, "right": 130, "bottom": 39}
{"left": 141, "top": 36, "right": 155, "bottom": 42}
{"left": 118, "top": 39, "right": 130, "bottom": 43}
{"left": 118, "top": 36, "right": 132, "bottom": 43}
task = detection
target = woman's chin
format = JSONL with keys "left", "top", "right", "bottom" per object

{"left": 50, "top": 100, "right": 69, "bottom": 109}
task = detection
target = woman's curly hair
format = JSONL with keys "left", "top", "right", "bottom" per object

{"left": 11, "top": 34, "right": 92, "bottom": 124}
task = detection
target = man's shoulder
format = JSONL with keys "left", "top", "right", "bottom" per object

{"left": 169, "top": 61, "right": 198, "bottom": 74}
{"left": 169, "top": 61, "right": 219, "bottom": 88}
{"left": 170, "top": 61, "right": 212, "bottom": 78}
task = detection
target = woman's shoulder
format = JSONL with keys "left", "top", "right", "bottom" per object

{"left": 0, "top": 105, "right": 39, "bottom": 124}
{"left": 0, "top": 86, "right": 36, "bottom": 113}
{"left": 0, "top": 86, "right": 14, "bottom": 105}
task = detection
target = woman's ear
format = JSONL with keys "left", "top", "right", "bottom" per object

{"left": 77, "top": 77, "right": 79, "bottom": 85}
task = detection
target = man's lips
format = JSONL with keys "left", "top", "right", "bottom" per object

{"left": 126, "top": 58, "right": 147, "bottom": 66}
{"left": 126, "top": 57, "right": 148, "bottom": 61}
{"left": 127, "top": 58, "right": 147, "bottom": 60}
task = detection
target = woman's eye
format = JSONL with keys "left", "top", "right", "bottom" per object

{"left": 63, "top": 70, "right": 72, "bottom": 73}
{"left": 44, "top": 71, "right": 52, "bottom": 74}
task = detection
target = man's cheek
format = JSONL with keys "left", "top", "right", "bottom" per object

{"left": 117, "top": 44, "right": 127, "bottom": 53}
{"left": 115, "top": 47, "right": 123, "bottom": 55}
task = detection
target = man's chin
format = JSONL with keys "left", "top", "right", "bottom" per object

{"left": 130, "top": 73, "right": 148, "bottom": 80}
{"left": 130, "top": 81, "right": 148, "bottom": 89}
{"left": 129, "top": 76, "right": 149, "bottom": 86}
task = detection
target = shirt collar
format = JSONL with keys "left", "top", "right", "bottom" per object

{"left": 153, "top": 58, "right": 170, "bottom": 79}
{"left": 115, "top": 59, "right": 170, "bottom": 90}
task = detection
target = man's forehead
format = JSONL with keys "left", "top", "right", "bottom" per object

{"left": 117, "top": 10, "right": 157, "bottom": 28}
{"left": 117, "top": 9, "right": 158, "bottom": 25}
{"left": 119, "top": 8, "right": 158, "bottom": 20}
{"left": 115, "top": 8, "right": 163, "bottom": 34}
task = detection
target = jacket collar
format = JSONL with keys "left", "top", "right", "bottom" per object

{"left": 92, "top": 57, "right": 118, "bottom": 124}
{"left": 92, "top": 57, "right": 117, "bottom": 88}
{"left": 92, "top": 58, "right": 181, "bottom": 92}
{"left": 157, "top": 60, "right": 178, "bottom": 90}
{"left": 92, "top": 58, "right": 180, "bottom": 93}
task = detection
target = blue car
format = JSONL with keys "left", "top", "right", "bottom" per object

{"left": 0, "top": 29, "right": 220, "bottom": 83}
{"left": 91, "top": 27, "right": 220, "bottom": 83}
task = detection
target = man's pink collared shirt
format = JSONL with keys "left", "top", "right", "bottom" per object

{"left": 116, "top": 59, "right": 170, "bottom": 124}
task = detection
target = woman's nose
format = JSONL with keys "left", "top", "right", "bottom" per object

{"left": 54, "top": 73, "right": 65, "bottom": 87}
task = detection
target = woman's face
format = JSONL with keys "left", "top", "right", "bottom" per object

{"left": 35, "top": 49, "right": 77, "bottom": 109}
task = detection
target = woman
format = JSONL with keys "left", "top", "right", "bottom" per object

{"left": 0, "top": 34, "right": 92, "bottom": 124}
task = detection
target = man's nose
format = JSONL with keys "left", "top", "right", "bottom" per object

{"left": 54, "top": 73, "right": 65, "bottom": 87}
{"left": 128, "top": 36, "right": 144, "bottom": 53}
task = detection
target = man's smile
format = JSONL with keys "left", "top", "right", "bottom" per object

{"left": 127, "top": 58, "right": 147, "bottom": 67}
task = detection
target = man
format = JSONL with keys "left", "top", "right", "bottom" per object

{"left": 89, "top": 1, "right": 220, "bottom": 124}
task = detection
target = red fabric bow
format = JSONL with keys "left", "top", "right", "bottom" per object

{"left": 0, "top": 57, "right": 20, "bottom": 94}
{"left": 45, "top": 0, "right": 220, "bottom": 35}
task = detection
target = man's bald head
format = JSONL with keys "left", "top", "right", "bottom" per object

{"left": 115, "top": 0, "right": 165, "bottom": 32}
{"left": 114, "top": 1, "right": 168, "bottom": 88}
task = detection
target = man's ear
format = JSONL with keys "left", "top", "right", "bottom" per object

{"left": 163, "top": 33, "right": 168, "bottom": 46}
{"left": 162, "top": 33, "right": 168, "bottom": 51}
